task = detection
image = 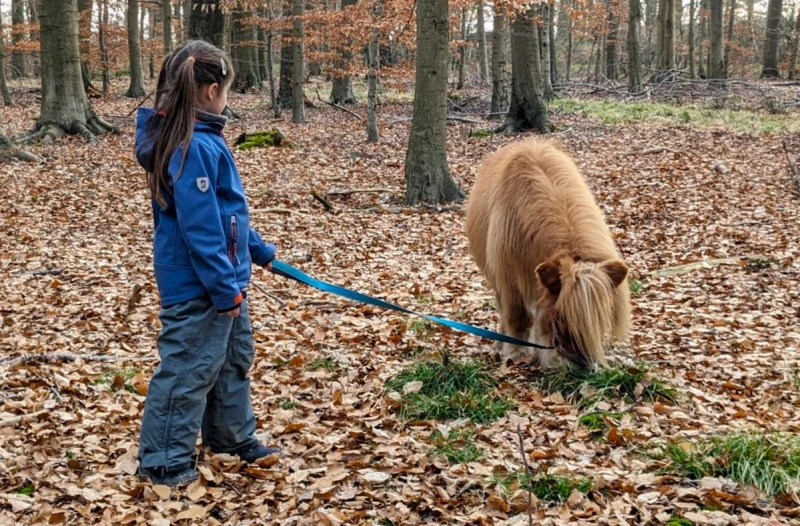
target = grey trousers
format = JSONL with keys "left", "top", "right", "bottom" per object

{"left": 138, "top": 297, "right": 257, "bottom": 469}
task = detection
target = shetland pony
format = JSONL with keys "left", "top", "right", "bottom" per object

{"left": 465, "top": 139, "right": 631, "bottom": 368}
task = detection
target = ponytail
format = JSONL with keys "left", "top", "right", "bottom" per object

{"left": 147, "top": 41, "right": 234, "bottom": 207}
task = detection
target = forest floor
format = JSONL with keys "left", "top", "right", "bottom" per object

{"left": 1, "top": 78, "right": 799, "bottom": 525}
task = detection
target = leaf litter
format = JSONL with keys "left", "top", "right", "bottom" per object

{"left": 0, "top": 83, "right": 799, "bottom": 524}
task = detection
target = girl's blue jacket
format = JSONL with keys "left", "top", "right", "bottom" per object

{"left": 135, "top": 107, "right": 275, "bottom": 312}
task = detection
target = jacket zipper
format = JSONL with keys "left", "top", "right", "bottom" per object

{"left": 230, "top": 216, "right": 240, "bottom": 264}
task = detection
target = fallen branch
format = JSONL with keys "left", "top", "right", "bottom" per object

{"left": 311, "top": 190, "right": 335, "bottom": 212}
{"left": 647, "top": 255, "right": 760, "bottom": 277}
{"left": 125, "top": 283, "right": 143, "bottom": 319}
{"left": 126, "top": 90, "right": 155, "bottom": 117}
{"left": 782, "top": 139, "right": 800, "bottom": 196}
{"left": 327, "top": 188, "right": 397, "bottom": 197}
{"left": 0, "top": 410, "right": 48, "bottom": 428}
{"left": 250, "top": 207, "right": 302, "bottom": 215}
{"left": 447, "top": 115, "right": 484, "bottom": 124}
{"left": 0, "top": 353, "right": 154, "bottom": 368}
{"left": 315, "top": 88, "right": 362, "bottom": 121}
{"left": 251, "top": 281, "right": 287, "bottom": 306}
{"left": 623, "top": 146, "right": 676, "bottom": 156}
{"left": 516, "top": 425, "right": 535, "bottom": 526}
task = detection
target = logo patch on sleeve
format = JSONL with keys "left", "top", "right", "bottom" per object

{"left": 196, "top": 177, "right": 210, "bottom": 192}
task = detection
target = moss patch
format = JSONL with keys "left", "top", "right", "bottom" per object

{"left": 234, "top": 129, "right": 291, "bottom": 150}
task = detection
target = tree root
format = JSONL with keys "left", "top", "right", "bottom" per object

{"left": 223, "top": 105, "right": 240, "bottom": 120}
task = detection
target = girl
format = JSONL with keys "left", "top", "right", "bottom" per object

{"left": 134, "top": 41, "right": 281, "bottom": 487}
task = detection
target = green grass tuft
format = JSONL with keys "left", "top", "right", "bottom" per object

{"left": 578, "top": 411, "right": 630, "bottom": 433}
{"left": 530, "top": 363, "right": 677, "bottom": 407}
{"left": 96, "top": 368, "right": 140, "bottom": 394}
{"left": 493, "top": 472, "right": 591, "bottom": 504}
{"left": 469, "top": 129, "right": 494, "bottom": 138}
{"left": 648, "top": 433, "right": 800, "bottom": 497}
{"left": 14, "top": 481, "right": 34, "bottom": 496}
{"left": 430, "top": 427, "right": 483, "bottom": 464}
{"left": 665, "top": 517, "right": 695, "bottom": 526}
{"left": 385, "top": 358, "right": 515, "bottom": 423}
{"left": 280, "top": 400, "right": 297, "bottom": 410}
{"left": 307, "top": 356, "right": 340, "bottom": 373}
{"left": 551, "top": 98, "right": 800, "bottom": 135}
{"left": 409, "top": 319, "right": 435, "bottom": 338}
{"left": 629, "top": 278, "right": 645, "bottom": 294}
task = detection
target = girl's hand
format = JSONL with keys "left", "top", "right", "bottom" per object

{"left": 263, "top": 262, "right": 273, "bottom": 271}
{"left": 227, "top": 307, "right": 241, "bottom": 318}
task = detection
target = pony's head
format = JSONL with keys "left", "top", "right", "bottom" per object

{"left": 535, "top": 254, "right": 629, "bottom": 368}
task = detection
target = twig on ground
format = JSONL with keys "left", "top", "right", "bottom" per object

{"left": 327, "top": 188, "right": 397, "bottom": 197}
{"left": 250, "top": 207, "right": 303, "bottom": 215}
{"left": 623, "top": 146, "right": 676, "bottom": 156}
{"left": 516, "top": 425, "right": 535, "bottom": 526}
{"left": 126, "top": 90, "right": 155, "bottom": 117}
{"left": 311, "top": 190, "right": 335, "bottom": 212}
{"left": 782, "top": 139, "right": 800, "bottom": 196}
{"left": 252, "top": 281, "right": 287, "bottom": 306}
{"left": 1, "top": 353, "right": 154, "bottom": 368}
{"left": 315, "top": 88, "right": 362, "bottom": 121}
{"left": 0, "top": 410, "right": 48, "bottom": 428}
{"left": 648, "top": 255, "right": 760, "bottom": 277}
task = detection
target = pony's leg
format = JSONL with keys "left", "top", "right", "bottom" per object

{"left": 499, "top": 291, "right": 533, "bottom": 362}
{"left": 494, "top": 291, "right": 505, "bottom": 352}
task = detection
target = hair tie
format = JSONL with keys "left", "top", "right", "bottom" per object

{"left": 220, "top": 57, "right": 227, "bottom": 76}
{"left": 187, "top": 56, "right": 195, "bottom": 65}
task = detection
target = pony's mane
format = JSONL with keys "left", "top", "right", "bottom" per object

{"left": 555, "top": 262, "right": 616, "bottom": 366}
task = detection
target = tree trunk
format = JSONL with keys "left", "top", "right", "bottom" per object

{"left": 709, "top": 0, "right": 725, "bottom": 78}
{"left": 27, "top": 0, "right": 39, "bottom": 75}
{"left": 264, "top": 8, "right": 279, "bottom": 116}
{"left": 476, "top": 0, "right": 489, "bottom": 81}
{"left": 457, "top": 8, "right": 467, "bottom": 90}
{"left": 0, "top": 14, "right": 14, "bottom": 105}
{"left": 125, "top": 0, "right": 146, "bottom": 97}
{"left": 163, "top": 0, "right": 173, "bottom": 55}
{"left": 724, "top": 0, "right": 735, "bottom": 76}
{"left": 404, "top": 0, "right": 463, "bottom": 205}
{"left": 629, "top": 0, "right": 643, "bottom": 91}
{"left": 366, "top": 0, "right": 381, "bottom": 142}
{"left": 330, "top": 0, "right": 358, "bottom": 104}
{"left": 688, "top": 0, "right": 696, "bottom": 77}
{"left": 549, "top": 1, "right": 557, "bottom": 84}
{"left": 490, "top": 11, "right": 511, "bottom": 115}
{"left": 77, "top": 0, "right": 93, "bottom": 92}
{"left": 188, "top": 0, "right": 225, "bottom": 47}
{"left": 540, "top": 3, "right": 554, "bottom": 99}
{"left": 278, "top": 33, "right": 294, "bottom": 108}
{"left": 38, "top": 0, "right": 115, "bottom": 140}
{"left": 291, "top": 0, "right": 305, "bottom": 124}
{"left": 184, "top": 0, "right": 192, "bottom": 39}
{"left": 761, "top": 0, "right": 782, "bottom": 77}
{"left": 698, "top": 0, "right": 708, "bottom": 76}
{"left": 566, "top": 0, "right": 574, "bottom": 81}
{"left": 606, "top": 0, "right": 620, "bottom": 80}
{"left": 100, "top": 0, "right": 110, "bottom": 95}
{"left": 497, "top": 7, "right": 551, "bottom": 134}
{"left": 258, "top": 7, "right": 268, "bottom": 84}
{"left": 789, "top": 8, "right": 800, "bottom": 79}
{"left": 656, "top": 0, "right": 676, "bottom": 72}
{"left": 233, "top": 8, "right": 261, "bottom": 92}
{"left": 11, "top": 0, "right": 28, "bottom": 78}
{"left": 148, "top": 7, "right": 156, "bottom": 80}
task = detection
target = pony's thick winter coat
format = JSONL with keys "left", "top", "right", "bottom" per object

{"left": 465, "top": 139, "right": 631, "bottom": 367}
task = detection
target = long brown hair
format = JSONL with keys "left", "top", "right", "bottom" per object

{"left": 148, "top": 40, "right": 234, "bottom": 206}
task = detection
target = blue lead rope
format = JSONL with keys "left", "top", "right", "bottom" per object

{"left": 270, "top": 260, "right": 554, "bottom": 350}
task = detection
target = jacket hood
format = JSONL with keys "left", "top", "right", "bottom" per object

{"left": 134, "top": 107, "right": 228, "bottom": 172}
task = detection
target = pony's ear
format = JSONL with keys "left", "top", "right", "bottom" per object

{"left": 536, "top": 260, "right": 562, "bottom": 296}
{"left": 601, "top": 260, "right": 629, "bottom": 288}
